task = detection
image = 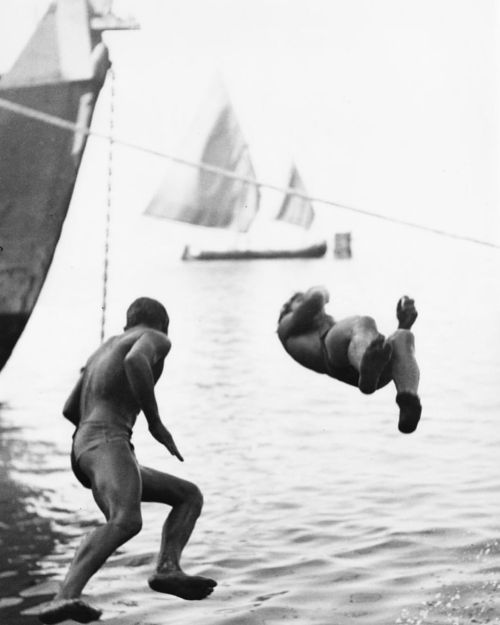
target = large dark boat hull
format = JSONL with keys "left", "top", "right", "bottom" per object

{"left": 181, "top": 240, "right": 328, "bottom": 261}
{"left": 0, "top": 1, "right": 110, "bottom": 370}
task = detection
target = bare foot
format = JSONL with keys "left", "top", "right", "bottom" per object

{"left": 396, "top": 392, "right": 422, "bottom": 433}
{"left": 397, "top": 296, "right": 418, "bottom": 330}
{"left": 148, "top": 571, "right": 217, "bottom": 600}
{"left": 38, "top": 598, "right": 102, "bottom": 624}
{"left": 358, "top": 336, "right": 393, "bottom": 394}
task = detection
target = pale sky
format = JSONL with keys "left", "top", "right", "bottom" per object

{"left": 114, "top": 0, "right": 500, "bottom": 245}
{"left": 1, "top": 0, "right": 499, "bottom": 244}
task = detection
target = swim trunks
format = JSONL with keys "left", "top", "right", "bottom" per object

{"left": 71, "top": 421, "right": 134, "bottom": 489}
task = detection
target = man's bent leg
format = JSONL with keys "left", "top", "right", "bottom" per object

{"left": 140, "top": 466, "right": 217, "bottom": 600}
{"left": 332, "top": 316, "right": 392, "bottom": 394}
{"left": 39, "top": 442, "right": 143, "bottom": 624}
{"left": 387, "top": 329, "right": 421, "bottom": 433}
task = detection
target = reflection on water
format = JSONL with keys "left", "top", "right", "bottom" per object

{"left": 0, "top": 236, "right": 500, "bottom": 624}
{"left": 0, "top": 411, "right": 65, "bottom": 624}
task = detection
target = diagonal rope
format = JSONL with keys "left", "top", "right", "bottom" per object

{"left": 0, "top": 95, "right": 498, "bottom": 250}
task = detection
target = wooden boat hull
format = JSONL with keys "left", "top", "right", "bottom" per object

{"left": 182, "top": 240, "right": 327, "bottom": 261}
{"left": 0, "top": 1, "right": 109, "bottom": 370}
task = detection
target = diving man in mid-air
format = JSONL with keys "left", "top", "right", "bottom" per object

{"left": 277, "top": 287, "right": 422, "bottom": 434}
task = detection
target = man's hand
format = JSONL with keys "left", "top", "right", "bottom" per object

{"left": 149, "top": 421, "right": 184, "bottom": 462}
{"left": 307, "top": 285, "right": 330, "bottom": 303}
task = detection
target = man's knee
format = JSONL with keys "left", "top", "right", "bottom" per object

{"left": 356, "top": 315, "right": 377, "bottom": 331}
{"left": 182, "top": 482, "right": 204, "bottom": 515}
{"left": 111, "top": 510, "right": 143, "bottom": 538}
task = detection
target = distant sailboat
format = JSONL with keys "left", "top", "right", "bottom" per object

{"left": 182, "top": 164, "right": 327, "bottom": 260}
{"left": 145, "top": 88, "right": 327, "bottom": 261}
{"left": 275, "top": 164, "right": 315, "bottom": 230}
{"left": 0, "top": 0, "right": 137, "bottom": 371}
{"left": 145, "top": 88, "right": 259, "bottom": 233}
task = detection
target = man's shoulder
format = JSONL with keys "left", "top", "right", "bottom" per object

{"left": 143, "top": 329, "right": 171, "bottom": 350}
{"left": 124, "top": 328, "right": 171, "bottom": 354}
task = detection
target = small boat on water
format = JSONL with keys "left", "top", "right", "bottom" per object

{"left": 181, "top": 240, "right": 327, "bottom": 261}
{"left": 145, "top": 86, "right": 327, "bottom": 261}
{"left": 181, "top": 163, "right": 327, "bottom": 261}
{"left": 0, "top": 0, "right": 136, "bottom": 371}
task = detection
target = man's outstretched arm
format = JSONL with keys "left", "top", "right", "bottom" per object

{"left": 278, "top": 286, "right": 330, "bottom": 341}
{"left": 124, "top": 332, "right": 183, "bottom": 461}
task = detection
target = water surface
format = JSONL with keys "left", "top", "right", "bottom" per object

{"left": 1, "top": 233, "right": 499, "bottom": 625}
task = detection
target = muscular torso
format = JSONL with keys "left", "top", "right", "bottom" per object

{"left": 79, "top": 328, "right": 164, "bottom": 430}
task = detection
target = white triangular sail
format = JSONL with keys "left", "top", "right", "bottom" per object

{"left": 275, "top": 164, "right": 314, "bottom": 229}
{"left": 145, "top": 89, "right": 259, "bottom": 232}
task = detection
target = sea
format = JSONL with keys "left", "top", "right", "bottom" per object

{"left": 0, "top": 208, "right": 499, "bottom": 625}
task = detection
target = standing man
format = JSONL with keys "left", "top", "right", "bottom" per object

{"left": 277, "top": 287, "right": 422, "bottom": 434}
{"left": 39, "top": 297, "right": 216, "bottom": 625}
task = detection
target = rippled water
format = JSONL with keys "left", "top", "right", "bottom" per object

{"left": 1, "top": 228, "right": 500, "bottom": 625}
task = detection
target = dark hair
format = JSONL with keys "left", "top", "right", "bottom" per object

{"left": 278, "top": 292, "right": 304, "bottom": 322}
{"left": 125, "top": 297, "right": 169, "bottom": 332}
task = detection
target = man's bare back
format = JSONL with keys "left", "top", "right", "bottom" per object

{"left": 78, "top": 328, "right": 168, "bottom": 430}
{"left": 38, "top": 298, "right": 216, "bottom": 625}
